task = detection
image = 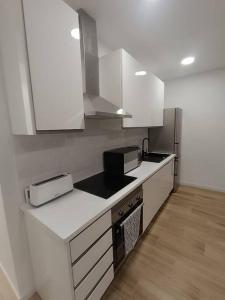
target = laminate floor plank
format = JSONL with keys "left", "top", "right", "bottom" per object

{"left": 103, "top": 186, "right": 225, "bottom": 300}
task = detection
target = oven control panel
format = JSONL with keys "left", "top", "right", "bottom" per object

{"left": 111, "top": 186, "right": 143, "bottom": 224}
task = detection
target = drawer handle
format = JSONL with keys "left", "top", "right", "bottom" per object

{"left": 74, "top": 245, "right": 113, "bottom": 289}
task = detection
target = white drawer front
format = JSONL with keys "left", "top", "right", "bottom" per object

{"left": 70, "top": 211, "right": 111, "bottom": 263}
{"left": 73, "top": 229, "right": 112, "bottom": 286}
{"left": 87, "top": 265, "right": 114, "bottom": 300}
{"left": 75, "top": 247, "right": 113, "bottom": 300}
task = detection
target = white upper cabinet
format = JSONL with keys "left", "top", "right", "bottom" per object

{"left": 2, "top": 0, "right": 84, "bottom": 134}
{"left": 23, "top": 0, "right": 84, "bottom": 131}
{"left": 99, "top": 49, "right": 164, "bottom": 127}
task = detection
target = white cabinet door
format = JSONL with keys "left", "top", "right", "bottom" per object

{"left": 0, "top": 0, "right": 36, "bottom": 135}
{"left": 148, "top": 73, "right": 164, "bottom": 127}
{"left": 122, "top": 50, "right": 153, "bottom": 128}
{"left": 23, "top": 0, "right": 84, "bottom": 130}
{"left": 143, "top": 160, "right": 174, "bottom": 231}
{"left": 99, "top": 49, "right": 164, "bottom": 128}
{"left": 99, "top": 49, "right": 122, "bottom": 108}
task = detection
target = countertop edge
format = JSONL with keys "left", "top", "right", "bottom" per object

{"left": 22, "top": 154, "right": 176, "bottom": 243}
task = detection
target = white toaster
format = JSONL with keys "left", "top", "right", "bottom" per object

{"left": 25, "top": 173, "right": 73, "bottom": 207}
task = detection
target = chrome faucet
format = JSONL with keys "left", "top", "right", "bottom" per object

{"left": 142, "top": 138, "right": 149, "bottom": 158}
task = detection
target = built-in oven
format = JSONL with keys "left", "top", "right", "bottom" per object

{"left": 111, "top": 186, "right": 143, "bottom": 271}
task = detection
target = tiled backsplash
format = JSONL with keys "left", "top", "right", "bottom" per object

{"left": 13, "top": 120, "right": 147, "bottom": 200}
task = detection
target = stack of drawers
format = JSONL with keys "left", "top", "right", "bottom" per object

{"left": 70, "top": 211, "right": 114, "bottom": 300}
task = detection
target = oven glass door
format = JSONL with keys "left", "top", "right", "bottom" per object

{"left": 113, "top": 203, "right": 143, "bottom": 271}
{"left": 113, "top": 224, "right": 125, "bottom": 269}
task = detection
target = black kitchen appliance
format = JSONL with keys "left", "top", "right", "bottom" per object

{"left": 104, "top": 146, "right": 142, "bottom": 175}
{"left": 74, "top": 172, "right": 137, "bottom": 199}
{"left": 111, "top": 186, "right": 143, "bottom": 271}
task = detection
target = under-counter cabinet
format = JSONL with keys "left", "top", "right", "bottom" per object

{"left": 2, "top": 0, "right": 84, "bottom": 134}
{"left": 25, "top": 210, "right": 113, "bottom": 300}
{"left": 99, "top": 49, "right": 164, "bottom": 127}
{"left": 143, "top": 160, "right": 174, "bottom": 231}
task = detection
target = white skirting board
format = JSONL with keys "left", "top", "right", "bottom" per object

{"left": 0, "top": 263, "right": 36, "bottom": 300}
{"left": 180, "top": 181, "right": 225, "bottom": 193}
{"left": 0, "top": 262, "right": 20, "bottom": 299}
{"left": 19, "top": 289, "right": 37, "bottom": 300}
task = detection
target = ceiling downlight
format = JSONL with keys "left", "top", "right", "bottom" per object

{"left": 181, "top": 56, "right": 195, "bottom": 66}
{"left": 135, "top": 71, "right": 147, "bottom": 76}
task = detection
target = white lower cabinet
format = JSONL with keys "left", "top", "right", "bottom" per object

{"left": 70, "top": 211, "right": 112, "bottom": 263}
{"left": 25, "top": 211, "right": 113, "bottom": 300}
{"left": 25, "top": 160, "right": 174, "bottom": 300}
{"left": 87, "top": 266, "right": 114, "bottom": 300}
{"left": 74, "top": 247, "right": 113, "bottom": 300}
{"left": 71, "top": 214, "right": 114, "bottom": 300}
{"left": 143, "top": 160, "right": 174, "bottom": 231}
{"left": 72, "top": 230, "right": 112, "bottom": 286}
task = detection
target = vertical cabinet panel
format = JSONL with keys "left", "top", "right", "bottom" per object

{"left": 23, "top": 0, "right": 84, "bottom": 130}
{"left": 143, "top": 160, "right": 174, "bottom": 231}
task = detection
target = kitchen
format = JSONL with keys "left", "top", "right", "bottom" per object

{"left": 0, "top": 0, "right": 225, "bottom": 300}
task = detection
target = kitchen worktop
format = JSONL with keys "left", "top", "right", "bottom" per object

{"left": 23, "top": 154, "right": 175, "bottom": 243}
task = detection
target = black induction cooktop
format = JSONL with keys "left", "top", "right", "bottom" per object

{"left": 74, "top": 172, "right": 137, "bottom": 199}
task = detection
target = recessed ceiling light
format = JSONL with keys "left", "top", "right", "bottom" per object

{"left": 117, "top": 108, "right": 125, "bottom": 115}
{"left": 71, "top": 28, "right": 80, "bottom": 40}
{"left": 181, "top": 56, "right": 195, "bottom": 66}
{"left": 135, "top": 71, "right": 147, "bottom": 76}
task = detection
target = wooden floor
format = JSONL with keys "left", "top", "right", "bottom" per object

{"left": 1, "top": 186, "right": 225, "bottom": 300}
{"left": 103, "top": 186, "right": 225, "bottom": 300}
{"left": 0, "top": 270, "right": 17, "bottom": 300}
{"left": 0, "top": 270, "right": 40, "bottom": 300}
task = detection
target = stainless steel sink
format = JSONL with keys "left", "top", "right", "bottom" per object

{"left": 142, "top": 152, "right": 170, "bottom": 163}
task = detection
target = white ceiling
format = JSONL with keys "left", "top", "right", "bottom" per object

{"left": 65, "top": 0, "right": 225, "bottom": 80}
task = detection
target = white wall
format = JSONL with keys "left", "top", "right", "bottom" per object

{"left": 98, "top": 40, "right": 112, "bottom": 57}
{"left": 1, "top": 95, "right": 147, "bottom": 300}
{"left": 165, "top": 68, "right": 225, "bottom": 192}
{"left": 0, "top": 64, "right": 147, "bottom": 300}
{"left": 0, "top": 50, "right": 35, "bottom": 299}
{"left": 14, "top": 125, "right": 147, "bottom": 201}
{"left": 0, "top": 2, "right": 147, "bottom": 299}
{"left": 0, "top": 187, "right": 19, "bottom": 297}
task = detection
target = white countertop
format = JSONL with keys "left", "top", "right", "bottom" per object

{"left": 23, "top": 154, "right": 175, "bottom": 243}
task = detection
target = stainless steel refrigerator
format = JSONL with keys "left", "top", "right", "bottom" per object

{"left": 148, "top": 108, "right": 182, "bottom": 191}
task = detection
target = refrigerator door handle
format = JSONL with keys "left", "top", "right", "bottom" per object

{"left": 175, "top": 108, "right": 182, "bottom": 144}
{"left": 174, "top": 159, "right": 179, "bottom": 176}
{"left": 174, "top": 144, "right": 180, "bottom": 158}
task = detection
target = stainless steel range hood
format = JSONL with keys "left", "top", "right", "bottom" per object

{"left": 78, "top": 9, "right": 132, "bottom": 119}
